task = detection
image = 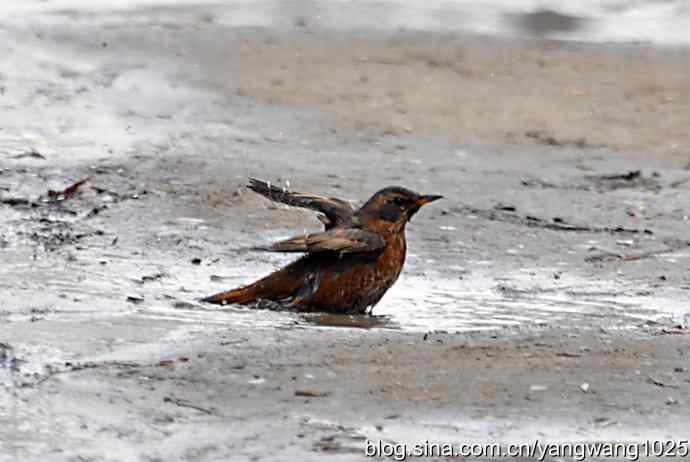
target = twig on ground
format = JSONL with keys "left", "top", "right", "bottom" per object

{"left": 47, "top": 177, "right": 91, "bottom": 201}
{"left": 163, "top": 396, "right": 215, "bottom": 415}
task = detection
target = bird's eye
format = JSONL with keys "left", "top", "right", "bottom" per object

{"left": 392, "top": 197, "right": 405, "bottom": 206}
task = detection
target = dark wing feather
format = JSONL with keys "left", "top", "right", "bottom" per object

{"left": 248, "top": 177, "right": 355, "bottom": 229}
{"left": 267, "top": 228, "right": 385, "bottom": 254}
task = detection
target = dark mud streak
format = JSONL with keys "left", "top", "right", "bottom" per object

{"left": 586, "top": 238, "right": 690, "bottom": 263}
{"left": 13, "top": 360, "right": 168, "bottom": 389}
{"left": 0, "top": 197, "right": 35, "bottom": 207}
{"left": 451, "top": 204, "right": 652, "bottom": 234}
{"left": 584, "top": 170, "right": 663, "bottom": 192}
{"left": 521, "top": 170, "right": 663, "bottom": 192}
{"left": 524, "top": 129, "right": 604, "bottom": 149}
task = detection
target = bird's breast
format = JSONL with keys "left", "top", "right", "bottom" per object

{"left": 339, "top": 231, "right": 406, "bottom": 288}
{"left": 378, "top": 231, "right": 406, "bottom": 279}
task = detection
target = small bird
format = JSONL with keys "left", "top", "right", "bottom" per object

{"left": 202, "top": 178, "right": 442, "bottom": 314}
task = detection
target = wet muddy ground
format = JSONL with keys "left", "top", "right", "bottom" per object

{"left": 2, "top": 3, "right": 690, "bottom": 461}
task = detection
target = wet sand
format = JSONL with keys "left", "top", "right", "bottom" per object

{"left": 2, "top": 4, "right": 690, "bottom": 461}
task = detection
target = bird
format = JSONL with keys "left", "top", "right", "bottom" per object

{"left": 201, "top": 178, "right": 442, "bottom": 314}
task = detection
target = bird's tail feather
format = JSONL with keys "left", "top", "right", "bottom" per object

{"left": 201, "top": 285, "right": 258, "bottom": 305}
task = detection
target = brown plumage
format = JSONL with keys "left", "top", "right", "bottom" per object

{"left": 201, "top": 178, "right": 442, "bottom": 314}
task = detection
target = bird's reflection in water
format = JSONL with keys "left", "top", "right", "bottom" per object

{"left": 302, "top": 313, "right": 395, "bottom": 329}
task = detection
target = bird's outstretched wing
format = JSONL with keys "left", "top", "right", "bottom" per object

{"left": 266, "top": 228, "right": 386, "bottom": 254}
{"left": 248, "top": 177, "right": 355, "bottom": 229}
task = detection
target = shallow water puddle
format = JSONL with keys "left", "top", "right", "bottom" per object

{"left": 371, "top": 270, "right": 681, "bottom": 333}
{"left": 295, "top": 412, "right": 687, "bottom": 456}
{"left": 1, "top": 240, "right": 685, "bottom": 333}
{"left": 302, "top": 313, "right": 392, "bottom": 330}
{"left": 119, "top": 266, "right": 688, "bottom": 333}
{"left": 356, "top": 415, "right": 680, "bottom": 448}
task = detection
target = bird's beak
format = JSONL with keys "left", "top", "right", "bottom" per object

{"left": 415, "top": 194, "right": 443, "bottom": 206}
{"left": 407, "top": 194, "right": 443, "bottom": 222}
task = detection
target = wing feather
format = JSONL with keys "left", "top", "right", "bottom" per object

{"left": 268, "top": 228, "right": 385, "bottom": 254}
{"left": 247, "top": 177, "right": 355, "bottom": 229}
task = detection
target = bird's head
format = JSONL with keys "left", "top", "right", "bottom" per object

{"left": 358, "top": 186, "right": 442, "bottom": 232}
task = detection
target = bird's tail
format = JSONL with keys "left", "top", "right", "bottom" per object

{"left": 201, "top": 285, "right": 259, "bottom": 305}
